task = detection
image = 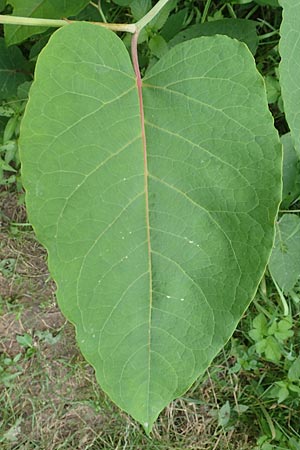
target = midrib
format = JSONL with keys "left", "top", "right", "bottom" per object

{"left": 131, "top": 32, "right": 153, "bottom": 426}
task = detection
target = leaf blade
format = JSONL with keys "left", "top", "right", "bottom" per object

{"left": 20, "top": 24, "right": 281, "bottom": 431}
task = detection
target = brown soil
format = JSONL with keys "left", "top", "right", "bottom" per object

{"left": 0, "top": 191, "right": 107, "bottom": 449}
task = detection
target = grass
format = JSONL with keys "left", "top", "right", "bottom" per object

{"left": 1, "top": 190, "right": 299, "bottom": 449}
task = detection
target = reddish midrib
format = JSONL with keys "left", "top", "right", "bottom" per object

{"left": 131, "top": 32, "right": 153, "bottom": 420}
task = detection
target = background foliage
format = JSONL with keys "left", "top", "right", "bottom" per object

{"left": 0, "top": 0, "right": 300, "bottom": 448}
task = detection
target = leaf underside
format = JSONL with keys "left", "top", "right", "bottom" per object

{"left": 20, "top": 23, "right": 281, "bottom": 432}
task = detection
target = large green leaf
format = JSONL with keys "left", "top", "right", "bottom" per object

{"left": 269, "top": 215, "right": 300, "bottom": 292}
{"left": 19, "top": 23, "right": 281, "bottom": 432}
{"left": 279, "top": 0, "right": 300, "bottom": 156}
{"left": 0, "top": 38, "right": 30, "bottom": 99}
{"left": 4, "top": 0, "right": 90, "bottom": 46}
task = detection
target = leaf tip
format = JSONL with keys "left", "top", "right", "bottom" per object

{"left": 142, "top": 421, "right": 153, "bottom": 436}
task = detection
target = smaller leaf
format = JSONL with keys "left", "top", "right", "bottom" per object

{"left": 149, "top": 35, "right": 168, "bottom": 58}
{"left": 267, "top": 320, "right": 278, "bottom": 336}
{"left": 0, "top": 105, "right": 15, "bottom": 117}
{"left": 148, "top": 0, "right": 177, "bottom": 31}
{"left": 264, "top": 75, "right": 280, "bottom": 104}
{"left": 3, "top": 141, "right": 17, "bottom": 164}
{"left": 278, "top": 316, "right": 293, "bottom": 331}
{"left": 269, "top": 215, "right": 300, "bottom": 292}
{"left": 4, "top": 0, "right": 90, "bottom": 46}
{"left": 249, "top": 328, "right": 263, "bottom": 341}
{"left": 277, "top": 385, "right": 289, "bottom": 403}
{"left": 274, "top": 316, "right": 294, "bottom": 341}
{"left": 288, "top": 356, "right": 300, "bottom": 381}
{"left": 0, "top": 158, "right": 16, "bottom": 172}
{"left": 233, "top": 404, "right": 249, "bottom": 413}
{"left": 0, "top": 258, "right": 16, "bottom": 276}
{"left": 264, "top": 336, "right": 282, "bottom": 363}
{"left": 255, "top": 338, "right": 267, "bottom": 355}
{"left": 29, "top": 33, "right": 51, "bottom": 61}
{"left": 169, "top": 19, "right": 258, "bottom": 54}
{"left": 253, "top": 313, "right": 268, "bottom": 334}
{"left": 0, "top": 38, "right": 30, "bottom": 99}
{"left": 218, "top": 401, "right": 231, "bottom": 427}
{"left": 262, "top": 445, "right": 275, "bottom": 450}
{"left": 281, "top": 133, "right": 300, "bottom": 208}
{"left": 3, "top": 115, "right": 18, "bottom": 143}
{"left": 249, "top": 313, "right": 268, "bottom": 341}
{"left": 160, "top": 8, "right": 188, "bottom": 42}
{"left": 130, "top": 0, "right": 151, "bottom": 21}
{"left": 289, "top": 437, "right": 300, "bottom": 450}
{"left": 288, "top": 384, "right": 300, "bottom": 393}
{"left": 35, "top": 330, "right": 61, "bottom": 345}
{"left": 16, "top": 333, "right": 33, "bottom": 348}
{"left": 274, "top": 328, "right": 294, "bottom": 341}
{"left": 17, "top": 81, "right": 32, "bottom": 100}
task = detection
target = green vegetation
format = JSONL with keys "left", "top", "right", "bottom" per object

{"left": 0, "top": 0, "right": 300, "bottom": 448}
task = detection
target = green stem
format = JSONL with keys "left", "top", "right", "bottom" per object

{"left": 98, "top": 0, "right": 107, "bottom": 24}
{"left": 226, "top": 3, "right": 237, "bottom": 19}
{"left": 245, "top": 4, "right": 259, "bottom": 20}
{"left": 253, "top": 299, "right": 272, "bottom": 320}
{"left": 279, "top": 209, "right": 300, "bottom": 213}
{"left": 258, "top": 30, "right": 279, "bottom": 41}
{"left": 201, "top": 0, "right": 212, "bottom": 23}
{"left": 90, "top": 1, "right": 107, "bottom": 23}
{"left": 0, "top": 0, "right": 171, "bottom": 34}
{"left": 273, "top": 279, "right": 290, "bottom": 316}
{"left": 0, "top": 14, "right": 136, "bottom": 33}
{"left": 0, "top": 14, "right": 67, "bottom": 28}
{"left": 135, "top": 0, "right": 170, "bottom": 32}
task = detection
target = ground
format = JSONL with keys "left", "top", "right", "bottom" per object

{"left": 0, "top": 190, "right": 258, "bottom": 449}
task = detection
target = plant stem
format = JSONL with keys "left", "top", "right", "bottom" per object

{"left": 0, "top": 14, "right": 68, "bottom": 28}
{"left": 90, "top": 1, "right": 107, "bottom": 23}
{"left": 279, "top": 209, "right": 300, "bottom": 213}
{"left": 258, "top": 30, "right": 279, "bottom": 41}
{"left": 245, "top": 4, "right": 259, "bottom": 20}
{"left": 135, "top": 0, "right": 170, "bottom": 32}
{"left": 0, "top": 14, "right": 136, "bottom": 33}
{"left": 201, "top": 0, "right": 212, "bottom": 23}
{"left": 98, "top": 0, "right": 108, "bottom": 24}
{"left": 0, "top": 0, "right": 171, "bottom": 34}
{"left": 273, "top": 278, "right": 290, "bottom": 316}
{"left": 226, "top": 3, "right": 237, "bottom": 19}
